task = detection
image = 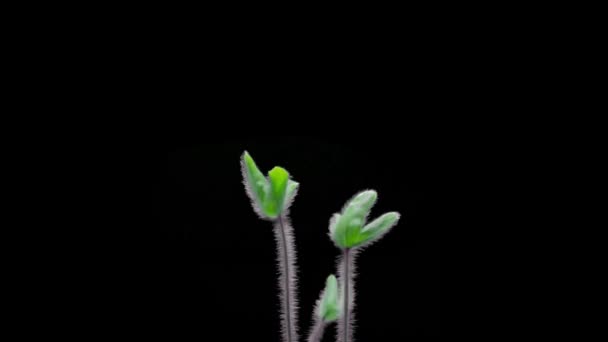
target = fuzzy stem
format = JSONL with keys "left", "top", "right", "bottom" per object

{"left": 307, "top": 320, "right": 327, "bottom": 342}
{"left": 274, "top": 214, "right": 298, "bottom": 342}
{"left": 343, "top": 248, "right": 350, "bottom": 342}
{"left": 279, "top": 216, "right": 293, "bottom": 342}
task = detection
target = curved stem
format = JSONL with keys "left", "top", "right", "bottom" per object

{"left": 307, "top": 320, "right": 326, "bottom": 342}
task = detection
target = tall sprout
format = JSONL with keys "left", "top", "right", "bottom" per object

{"left": 329, "top": 190, "right": 400, "bottom": 342}
{"left": 241, "top": 151, "right": 300, "bottom": 342}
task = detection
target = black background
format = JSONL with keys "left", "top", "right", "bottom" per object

{"left": 129, "top": 136, "right": 441, "bottom": 340}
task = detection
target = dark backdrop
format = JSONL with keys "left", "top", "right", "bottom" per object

{"left": 130, "top": 136, "right": 441, "bottom": 340}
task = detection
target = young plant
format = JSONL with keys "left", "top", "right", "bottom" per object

{"left": 241, "top": 151, "right": 300, "bottom": 342}
{"left": 241, "top": 152, "right": 401, "bottom": 342}
{"left": 307, "top": 274, "right": 342, "bottom": 342}
{"left": 329, "top": 190, "right": 401, "bottom": 342}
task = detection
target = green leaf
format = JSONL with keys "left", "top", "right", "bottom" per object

{"left": 285, "top": 180, "right": 299, "bottom": 205}
{"left": 317, "top": 274, "right": 341, "bottom": 322}
{"left": 242, "top": 151, "right": 269, "bottom": 206}
{"left": 348, "top": 190, "right": 378, "bottom": 215}
{"left": 241, "top": 151, "right": 298, "bottom": 219}
{"left": 331, "top": 213, "right": 349, "bottom": 248}
{"left": 329, "top": 213, "right": 341, "bottom": 237}
{"left": 331, "top": 190, "right": 378, "bottom": 248}
{"left": 344, "top": 190, "right": 377, "bottom": 245}
{"left": 265, "top": 166, "right": 289, "bottom": 218}
{"left": 360, "top": 212, "right": 400, "bottom": 245}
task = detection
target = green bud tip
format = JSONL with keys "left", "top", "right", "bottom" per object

{"left": 241, "top": 151, "right": 298, "bottom": 219}
{"left": 317, "top": 274, "right": 341, "bottom": 322}
{"left": 330, "top": 190, "right": 400, "bottom": 248}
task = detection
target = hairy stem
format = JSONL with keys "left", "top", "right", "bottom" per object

{"left": 274, "top": 214, "right": 298, "bottom": 342}
{"left": 307, "top": 320, "right": 327, "bottom": 342}
{"left": 343, "top": 248, "right": 350, "bottom": 342}
{"left": 336, "top": 249, "right": 356, "bottom": 342}
{"left": 279, "top": 216, "right": 293, "bottom": 342}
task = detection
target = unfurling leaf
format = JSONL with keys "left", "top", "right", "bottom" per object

{"left": 286, "top": 180, "right": 299, "bottom": 202}
{"left": 241, "top": 151, "right": 298, "bottom": 219}
{"left": 360, "top": 212, "right": 400, "bottom": 245}
{"left": 316, "top": 274, "right": 341, "bottom": 322}
{"left": 242, "top": 151, "right": 269, "bottom": 203}
{"left": 329, "top": 190, "right": 399, "bottom": 249}
{"left": 266, "top": 166, "right": 289, "bottom": 217}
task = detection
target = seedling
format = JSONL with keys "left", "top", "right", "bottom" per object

{"left": 241, "top": 152, "right": 400, "bottom": 342}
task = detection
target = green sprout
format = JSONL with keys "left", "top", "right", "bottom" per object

{"left": 317, "top": 274, "right": 341, "bottom": 322}
{"left": 241, "top": 151, "right": 299, "bottom": 220}
{"left": 330, "top": 190, "right": 400, "bottom": 342}
{"left": 241, "top": 151, "right": 300, "bottom": 342}
{"left": 308, "top": 274, "right": 342, "bottom": 342}
{"left": 329, "top": 190, "right": 400, "bottom": 249}
{"left": 241, "top": 151, "right": 401, "bottom": 342}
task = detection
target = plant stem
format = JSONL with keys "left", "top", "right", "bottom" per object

{"left": 275, "top": 214, "right": 297, "bottom": 342}
{"left": 307, "top": 320, "right": 326, "bottom": 342}
{"left": 343, "top": 248, "right": 350, "bottom": 342}
{"left": 279, "top": 215, "right": 293, "bottom": 342}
